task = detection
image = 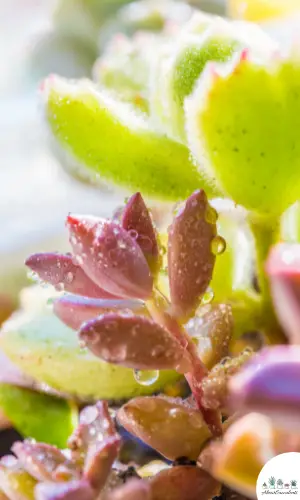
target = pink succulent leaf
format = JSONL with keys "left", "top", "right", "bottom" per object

{"left": 83, "top": 435, "right": 121, "bottom": 492}
{"left": 35, "top": 480, "right": 95, "bottom": 500}
{"left": 25, "top": 253, "right": 117, "bottom": 299}
{"left": 229, "top": 346, "right": 300, "bottom": 430}
{"left": 68, "top": 402, "right": 117, "bottom": 456}
{"left": 79, "top": 313, "right": 192, "bottom": 372}
{"left": 121, "top": 193, "right": 160, "bottom": 273}
{"left": 168, "top": 190, "right": 217, "bottom": 320}
{"left": 53, "top": 295, "right": 145, "bottom": 330}
{"left": 266, "top": 243, "right": 300, "bottom": 344}
{"left": 105, "top": 479, "right": 151, "bottom": 500}
{"left": 12, "top": 441, "right": 77, "bottom": 482}
{"left": 66, "top": 215, "right": 153, "bottom": 300}
{"left": 150, "top": 466, "right": 220, "bottom": 500}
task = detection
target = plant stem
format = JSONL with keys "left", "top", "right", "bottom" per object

{"left": 248, "top": 214, "right": 285, "bottom": 344}
{"left": 147, "top": 289, "right": 222, "bottom": 436}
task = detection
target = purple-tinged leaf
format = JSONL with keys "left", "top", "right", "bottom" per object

{"left": 12, "top": 441, "right": 77, "bottom": 482}
{"left": 25, "top": 253, "right": 116, "bottom": 299}
{"left": 168, "top": 190, "right": 217, "bottom": 320}
{"left": 117, "top": 396, "right": 211, "bottom": 460}
{"left": 84, "top": 436, "right": 121, "bottom": 492}
{"left": 79, "top": 314, "right": 191, "bottom": 372}
{"left": 150, "top": 466, "right": 220, "bottom": 500}
{"left": 35, "top": 480, "right": 95, "bottom": 500}
{"left": 66, "top": 216, "right": 153, "bottom": 300}
{"left": 53, "top": 295, "right": 146, "bottom": 330}
{"left": 68, "top": 402, "right": 117, "bottom": 457}
{"left": 121, "top": 193, "right": 160, "bottom": 274}
{"left": 229, "top": 346, "right": 300, "bottom": 430}
{"left": 266, "top": 243, "right": 300, "bottom": 344}
{"left": 105, "top": 479, "right": 151, "bottom": 500}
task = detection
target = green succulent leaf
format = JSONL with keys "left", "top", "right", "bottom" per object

{"left": 0, "top": 309, "right": 179, "bottom": 401}
{"left": 281, "top": 201, "right": 300, "bottom": 243}
{"left": 44, "top": 76, "right": 215, "bottom": 201}
{"left": 186, "top": 52, "right": 300, "bottom": 216}
{"left": 0, "top": 383, "right": 77, "bottom": 448}
{"left": 0, "top": 464, "right": 36, "bottom": 500}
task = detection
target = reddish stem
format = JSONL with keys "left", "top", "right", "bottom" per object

{"left": 147, "top": 290, "right": 222, "bottom": 436}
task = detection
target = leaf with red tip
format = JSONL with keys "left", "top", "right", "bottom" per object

{"left": 168, "top": 190, "right": 217, "bottom": 320}
{"left": 66, "top": 216, "right": 153, "bottom": 300}
{"left": 68, "top": 402, "right": 117, "bottom": 457}
{"left": 79, "top": 314, "right": 191, "bottom": 372}
{"left": 105, "top": 479, "right": 151, "bottom": 500}
{"left": 35, "top": 480, "right": 95, "bottom": 500}
{"left": 150, "top": 466, "right": 220, "bottom": 500}
{"left": 25, "top": 253, "right": 116, "bottom": 299}
{"left": 12, "top": 441, "right": 77, "bottom": 482}
{"left": 229, "top": 346, "right": 300, "bottom": 430}
{"left": 121, "top": 193, "right": 160, "bottom": 274}
{"left": 201, "top": 349, "right": 253, "bottom": 412}
{"left": 53, "top": 295, "right": 146, "bottom": 330}
{"left": 117, "top": 396, "right": 211, "bottom": 460}
{"left": 84, "top": 436, "right": 121, "bottom": 492}
{"left": 266, "top": 243, "right": 300, "bottom": 344}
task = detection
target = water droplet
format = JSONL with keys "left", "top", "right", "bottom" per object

{"left": 201, "top": 288, "right": 214, "bottom": 305}
{"left": 211, "top": 236, "right": 226, "bottom": 255}
{"left": 55, "top": 282, "right": 64, "bottom": 292}
{"left": 128, "top": 229, "right": 139, "bottom": 240}
{"left": 205, "top": 206, "right": 218, "bottom": 225}
{"left": 66, "top": 272, "right": 74, "bottom": 283}
{"left": 133, "top": 369, "right": 159, "bottom": 386}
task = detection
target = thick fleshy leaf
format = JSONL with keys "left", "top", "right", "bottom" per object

{"left": 79, "top": 313, "right": 191, "bottom": 372}
{"left": 0, "top": 310, "right": 179, "bottom": 400}
{"left": 150, "top": 466, "right": 220, "bottom": 500}
{"left": 67, "top": 215, "right": 153, "bottom": 300}
{"left": 105, "top": 479, "right": 151, "bottom": 500}
{"left": 198, "top": 413, "right": 275, "bottom": 498}
{"left": 53, "top": 295, "right": 145, "bottom": 330}
{"left": 168, "top": 190, "right": 217, "bottom": 320}
{"left": 25, "top": 253, "right": 115, "bottom": 299}
{"left": 118, "top": 396, "right": 211, "bottom": 460}
{"left": 121, "top": 193, "right": 160, "bottom": 274}
{"left": 35, "top": 480, "right": 95, "bottom": 500}
{"left": 0, "top": 383, "right": 77, "bottom": 448}
{"left": 186, "top": 51, "right": 300, "bottom": 216}
{"left": 266, "top": 243, "right": 300, "bottom": 344}
{"left": 12, "top": 441, "right": 77, "bottom": 482}
{"left": 0, "top": 458, "right": 36, "bottom": 500}
{"left": 43, "top": 76, "right": 214, "bottom": 202}
{"left": 84, "top": 436, "right": 121, "bottom": 492}
{"left": 69, "top": 402, "right": 117, "bottom": 455}
{"left": 229, "top": 346, "right": 300, "bottom": 430}
{"left": 186, "top": 304, "right": 233, "bottom": 369}
{"left": 201, "top": 349, "right": 253, "bottom": 411}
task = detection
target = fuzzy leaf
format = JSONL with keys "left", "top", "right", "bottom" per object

{"left": 266, "top": 243, "right": 300, "bottom": 344}
{"left": 0, "top": 384, "right": 76, "bottom": 448}
{"left": 0, "top": 458, "right": 36, "bottom": 500}
{"left": 118, "top": 396, "right": 211, "bottom": 460}
{"left": 121, "top": 193, "right": 160, "bottom": 274}
{"left": 43, "top": 76, "right": 214, "bottom": 202}
{"left": 67, "top": 215, "right": 153, "bottom": 300}
{"left": 53, "top": 295, "right": 145, "bottom": 330}
{"left": 150, "top": 466, "right": 220, "bottom": 500}
{"left": 229, "top": 346, "right": 300, "bottom": 430}
{"left": 84, "top": 436, "right": 121, "bottom": 492}
{"left": 79, "top": 313, "right": 191, "bottom": 372}
{"left": 0, "top": 310, "right": 179, "bottom": 400}
{"left": 25, "top": 253, "right": 116, "bottom": 299}
{"left": 186, "top": 52, "right": 300, "bottom": 216}
{"left": 168, "top": 190, "right": 217, "bottom": 320}
{"left": 35, "top": 480, "right": 95, "bottom": 500}
{"left": 185, "top": 304, "right": 233, "bottom": 369}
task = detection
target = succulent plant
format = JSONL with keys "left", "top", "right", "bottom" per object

{"left": 4, "top": 1, "right": 300, "bottom": 499}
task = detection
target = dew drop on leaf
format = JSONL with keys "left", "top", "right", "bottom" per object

{"left": 211, "top": 235, "right": 226, "bottom": 255}
{"left": 133, "top": 369, "right": 159, "bottom": 386}
{"left": 205, "top": 206, "right": 218, "bottom": 225}
{"left": 201, "top": 288, "right": 214, "bottom": 305}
